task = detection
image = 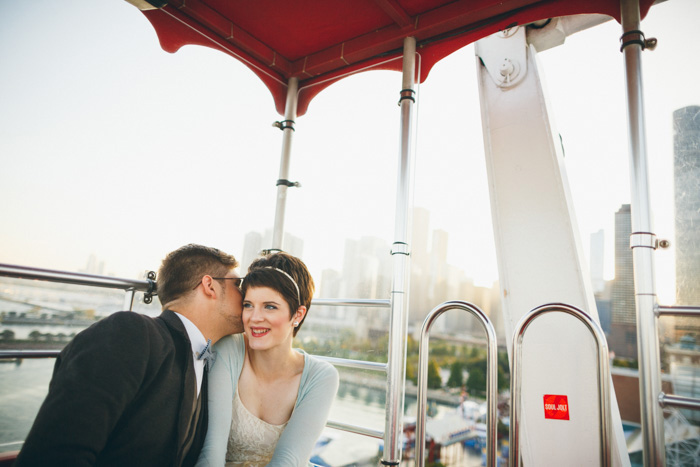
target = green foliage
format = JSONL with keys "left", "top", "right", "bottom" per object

{"left": 613, "top": 358, "right": 639, "bottom": 369}
{"left": 447, "top": 361, "right": 464, "bottom": 388}
{"left": 427, "top": 359, "right": 442, "bottom": 389}
{"left": 497, "top": 350, "right": 510, "bottom": 391}
{"left": 406, "top": 360, "right": 417, "bottom": 384}
{"left": 466, "top": 363, "right": 486, "bottom": 393}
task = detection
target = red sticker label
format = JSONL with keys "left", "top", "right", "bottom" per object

{"left": 543, "top": 394, "right": 569, "bottom": 420}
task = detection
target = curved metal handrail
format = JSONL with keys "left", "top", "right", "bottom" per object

{"left": 415, "top": 301, "right": 498, "bottom": 467}
{"left": 509, "top": 303, "right": 611, "bottom": 467}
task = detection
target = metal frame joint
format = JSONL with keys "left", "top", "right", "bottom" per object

{"left": 272, "top": 119, "right": 296, "bottom": 131}
{"left": 390, "top": 242, "right": 410, "bottom": 255}
{"left": 397, "top": 89, "right": 416, "bottom": 105}
{"left": 144, "top": 270, "right": 157, "bottom": 304}
{"left": 629, "top": 232, "right": 657, "bottom": 250}
{"left": 276, "top": 179, "right": 301, "bottom": 188}
{"left": 619, "top": 30, "right": 657, "bottom": 52}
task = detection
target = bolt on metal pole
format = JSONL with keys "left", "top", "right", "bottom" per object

{"left": 620, "top": 0, "right": 665, "bottom": 464}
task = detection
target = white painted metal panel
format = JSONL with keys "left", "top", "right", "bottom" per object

{"left": 475, "top": 28, "right": 630, "bottom": 466}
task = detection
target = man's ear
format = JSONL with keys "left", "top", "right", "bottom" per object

{"left": 200, "top": 275, "right": 217, "bottom": 299}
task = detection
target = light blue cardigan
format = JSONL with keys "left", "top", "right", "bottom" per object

{"left": 195, "top": 334, "right": 339, "bottom": 466}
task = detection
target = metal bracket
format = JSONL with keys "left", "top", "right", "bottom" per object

{"left": 390, "top": 242, "right": 410, "bottom": 255}
{"left": 620, "top": 30, "right": 657, "bottom": 52}
{"left": 276, "top": 179, "right": 301, "bottom": 188}
{"left": 630, "top": 232, "right": 657, "bottom": 249}
{"left": 475, "top": 26, "right": 528, "bottom": 89}
{"left": 143, "top": 270, "right": 157, "bottom": 304}
{"left": 260, "top": 248, "right": 283, "bottom": 256}
{"left": 272, "top": 119, "right": 295, "bottom": 131}
{"left": 397, "top": 88, "right": 416, "bottom": 106}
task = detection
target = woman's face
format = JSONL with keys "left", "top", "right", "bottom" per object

{"left": 242, "top": 286, "right": 296, "bottom": 351}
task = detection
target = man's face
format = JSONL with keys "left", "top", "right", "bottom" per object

{"left": 215, "top": 271, "right": 245, "bottom": 335}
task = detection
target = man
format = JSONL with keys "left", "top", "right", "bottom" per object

{"left": 15, "top": 244, "right": 244, "bottom": 466}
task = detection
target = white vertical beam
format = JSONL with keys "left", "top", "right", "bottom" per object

{"left": 475, "top": 27, "right": 630, "bottom": 466}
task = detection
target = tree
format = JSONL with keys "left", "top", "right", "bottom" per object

{"left": 466, "top": 363, "right": 486, "bottom": 394}
{"left": 0, "top": 329, "right": 15, "bottom": 341}
{"left": 447, "top": 361, "right": 464, "bottom": 388}
{"left": 427, "top": 359, "right": 442, "bottom": 389}
{"left": 406, "top": 361, "right": 417, "bottom": 384}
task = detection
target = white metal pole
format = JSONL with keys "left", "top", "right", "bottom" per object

{"left": 383, "top": 36, "right": 416, "bottom": 466}
{"left": 619, "top": 0, "right": 665, "bottom": 465}
{"left": 271, "top": 77, "right": 299, "bottom": 251}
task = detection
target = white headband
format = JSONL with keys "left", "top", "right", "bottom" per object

{"left": 264, "top": 266, "right": 301, "bottom": 305}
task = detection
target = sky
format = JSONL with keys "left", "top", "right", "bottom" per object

{"left": 0, "top": 0, "right": 698, "bottom": 304}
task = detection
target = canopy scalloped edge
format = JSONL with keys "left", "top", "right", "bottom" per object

{"left": 141, "top": 0, "right": 653, "bottom": 116}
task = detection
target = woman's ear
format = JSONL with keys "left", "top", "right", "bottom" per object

{"left": 294, "top": 306, "right": 307, "bottom": 323}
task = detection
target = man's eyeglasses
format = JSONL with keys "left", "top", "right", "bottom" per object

{"left": 211, "top": 277, "right": 244, "bottom": 290}
{"left": 193, "top": 276, "right": 244, "bottom": 291}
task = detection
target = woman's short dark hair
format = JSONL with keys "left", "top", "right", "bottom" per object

{"left": 242, "top": 252, "right": 314, "bottom": 337}
{"left": 157, "top": 244, "right": 239, "bottom": 307}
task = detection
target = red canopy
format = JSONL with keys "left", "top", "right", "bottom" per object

{"left": 139, "top": 0, "right": 654, "bottom": 116}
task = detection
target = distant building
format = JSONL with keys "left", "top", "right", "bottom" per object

{"left": 81, "top": 253, "right": 105, "bottom": 276}
{"left": 240, "top": 231, "right": 263, "bottom": 273}
{"left": 410, "top": 207, "right": 431, "bottom": 323}
{"left": 673, "top": 106, "right": 700, "bottom": 339}
{"left": 609, "top": 205, "right": 637, "bottom": 359}
{"left": 240, "top": 229, "right": 304, "bottom": 273}
{"left": 589, "top": 229, "right": 605, "bottom": 294}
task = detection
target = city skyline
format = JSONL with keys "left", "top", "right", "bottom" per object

{"left": 1, "top": 0, "right": 697, "bottom": 306}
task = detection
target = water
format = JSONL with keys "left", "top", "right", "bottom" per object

{"left": 0, "top": 360, "right": 484, "bottom": 466}
{"left": 0, "top": 359, "right": 53, "bottom": 452}
{"left": 0, "top": 279, "right": 484, "bottom": 465}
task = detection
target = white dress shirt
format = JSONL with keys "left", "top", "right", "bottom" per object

{"left": 174, "top": 312, "right": 207, "bottom": 396}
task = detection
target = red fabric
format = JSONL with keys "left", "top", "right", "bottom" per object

{"left": 140, "top": 0, "right": 655, "bottom": 116}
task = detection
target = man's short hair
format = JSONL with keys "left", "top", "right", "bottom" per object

{"left": 157, "top": 244, "right": 239, "bottom": 307}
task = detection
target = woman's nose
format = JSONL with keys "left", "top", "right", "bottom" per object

{"left": 249, "top": 307, "right": 264, "bottom": 321}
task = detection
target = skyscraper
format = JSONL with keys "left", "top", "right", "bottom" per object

{"left": 673, "top": 106, "right": 700, "bottom": 308}
{"left": 589, "top": 229, "right": 605, "bottom": 294}
{"left": 609, "top": 204, "right": 637, "bottom": 359}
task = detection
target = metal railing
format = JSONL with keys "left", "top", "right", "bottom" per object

{"left": 415, "top": 301, "right": 498, "bottom": 467}
{"left": 509, "top": 303, "right": 611, "bottom": 467}
{"left": 0, "top": 263, "right": 393, "bottom": 443}
{"left": 654, "top": 304, "right": 700, "bottom": 413}
{"left": 0, "top": 263, "right": 156, "bottom": 310}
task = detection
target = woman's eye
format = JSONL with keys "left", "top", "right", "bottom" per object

{"left": 265, "top": 304, "right": 277, "bottom": 310}
{"left": 243, "top": 302, "right": 252, "bottom": 308}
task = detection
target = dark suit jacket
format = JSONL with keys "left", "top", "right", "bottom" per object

{"left": 15, "top": 310, "right": 208, "bottom": 467}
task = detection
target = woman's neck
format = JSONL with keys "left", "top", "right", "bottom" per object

{"left": 244, "top": 337, "right": 301, "bottom": 380}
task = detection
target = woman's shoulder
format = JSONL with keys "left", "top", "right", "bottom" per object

{"left": 302, "top": 352, "right": 339, "bottom": 385}
{"left": 213, "top": 333, "right": 245, "bottom": 356}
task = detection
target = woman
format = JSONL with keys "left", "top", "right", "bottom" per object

{"left": 197, "top": 252, "right": 339, "bottom": 466}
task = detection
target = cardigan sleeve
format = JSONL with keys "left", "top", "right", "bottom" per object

{"left": 195, "top": 334, "right": 244, "bottom": 466}
{"left": 268, "top": 355, "right": 340, "bottom": 467}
